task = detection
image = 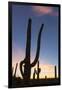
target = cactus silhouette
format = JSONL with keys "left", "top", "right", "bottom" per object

{"left": 33, "top": 61, "right": 41, "bottom": 79}
{"left": 54, "top": 65, "right": 57, "bottom": 79}
{"left": 45, "top": 76, "right": 47, "bottom": 79}
{"left": 14, "top": 63, "right": 18, "bottom": 77}
{"left": 37, "top": 61, "right": 41, "bottom": 79}
{"left": 20, "top": 18, "right": 44, "bottom": 80}
{"left": 33, "top": 68, "right": 36, "bottom": 79}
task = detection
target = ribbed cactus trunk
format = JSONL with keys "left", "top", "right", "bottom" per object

{"left": 20, "top": 18, "right": 44, "bottom": 80}
{"left": 20, "top": 19, "right": 31, "bottom": 80}
{"left": 23, "top": 18, "right": 31, "bottom": 80}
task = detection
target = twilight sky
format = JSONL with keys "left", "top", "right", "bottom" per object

{"left": 12, "top": 4, "right": 59, "bottom": 78}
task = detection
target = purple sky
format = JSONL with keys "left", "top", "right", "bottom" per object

{"left": 12, "top": 4, "right": 59, "bottom": 77}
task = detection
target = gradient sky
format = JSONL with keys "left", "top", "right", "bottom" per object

{"left": 12, "top": 4, "right": 59, "bottom": 78}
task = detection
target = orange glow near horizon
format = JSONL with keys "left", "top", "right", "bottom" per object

{"left": 12, "top": 61, "right": 58, "bottom": 79}
{"left": 12, "top": 47, "right": 58, "bottom": 79}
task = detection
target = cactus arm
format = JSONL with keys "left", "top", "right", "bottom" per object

{"left": 14, "top": 63, "right": 18, "bottom": 77}
{"left": 25, "top": 18, "right": 31, "bottom": 60}
{"left": 33, "top": 68, "right": 36, "bottom": 79}
{"left": 31, "top": 24, "right": 44, "bottom": 67}
{"left": 20, "top": 60, "right": 25, "bottom": 77}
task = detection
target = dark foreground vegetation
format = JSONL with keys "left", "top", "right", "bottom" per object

{"left": 12, "top": 76, "right": 60, "bottom": 88}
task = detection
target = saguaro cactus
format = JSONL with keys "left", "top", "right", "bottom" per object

{"left": 33, "top": 68, "right": 36, "bottom": 79}
{"left": 54, "top": 65, "right": 57, "bottom": 79}
{"left": 33, "top": 61, "right": 41, "bottom": 79}
{"left": 20, "top": 18, "right": 44, "bottom": 80}
{"left": 37, "top": 61, "right": 41, "bottom": 79}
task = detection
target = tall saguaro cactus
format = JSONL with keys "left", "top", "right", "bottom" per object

{"left": 20, "top": 18, "right": 44, "bottom": 80}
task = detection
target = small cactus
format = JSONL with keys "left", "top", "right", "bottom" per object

{"left": 45, "top": 75, "right": 47, "bottom": 79}
{"left": 37, "top": 61, "right": 41, "bottom": 79}
{"left": 33, "top": 61, "right": 41, "bottom": 79}
{"left": 14, "top": 63, "right": 18, "bottom": 77}
{"left": 33, "top": 68, "right": 36, "bottom": 79}
{"left": 54, "top": 65, "right": 57, "bottom": 79}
